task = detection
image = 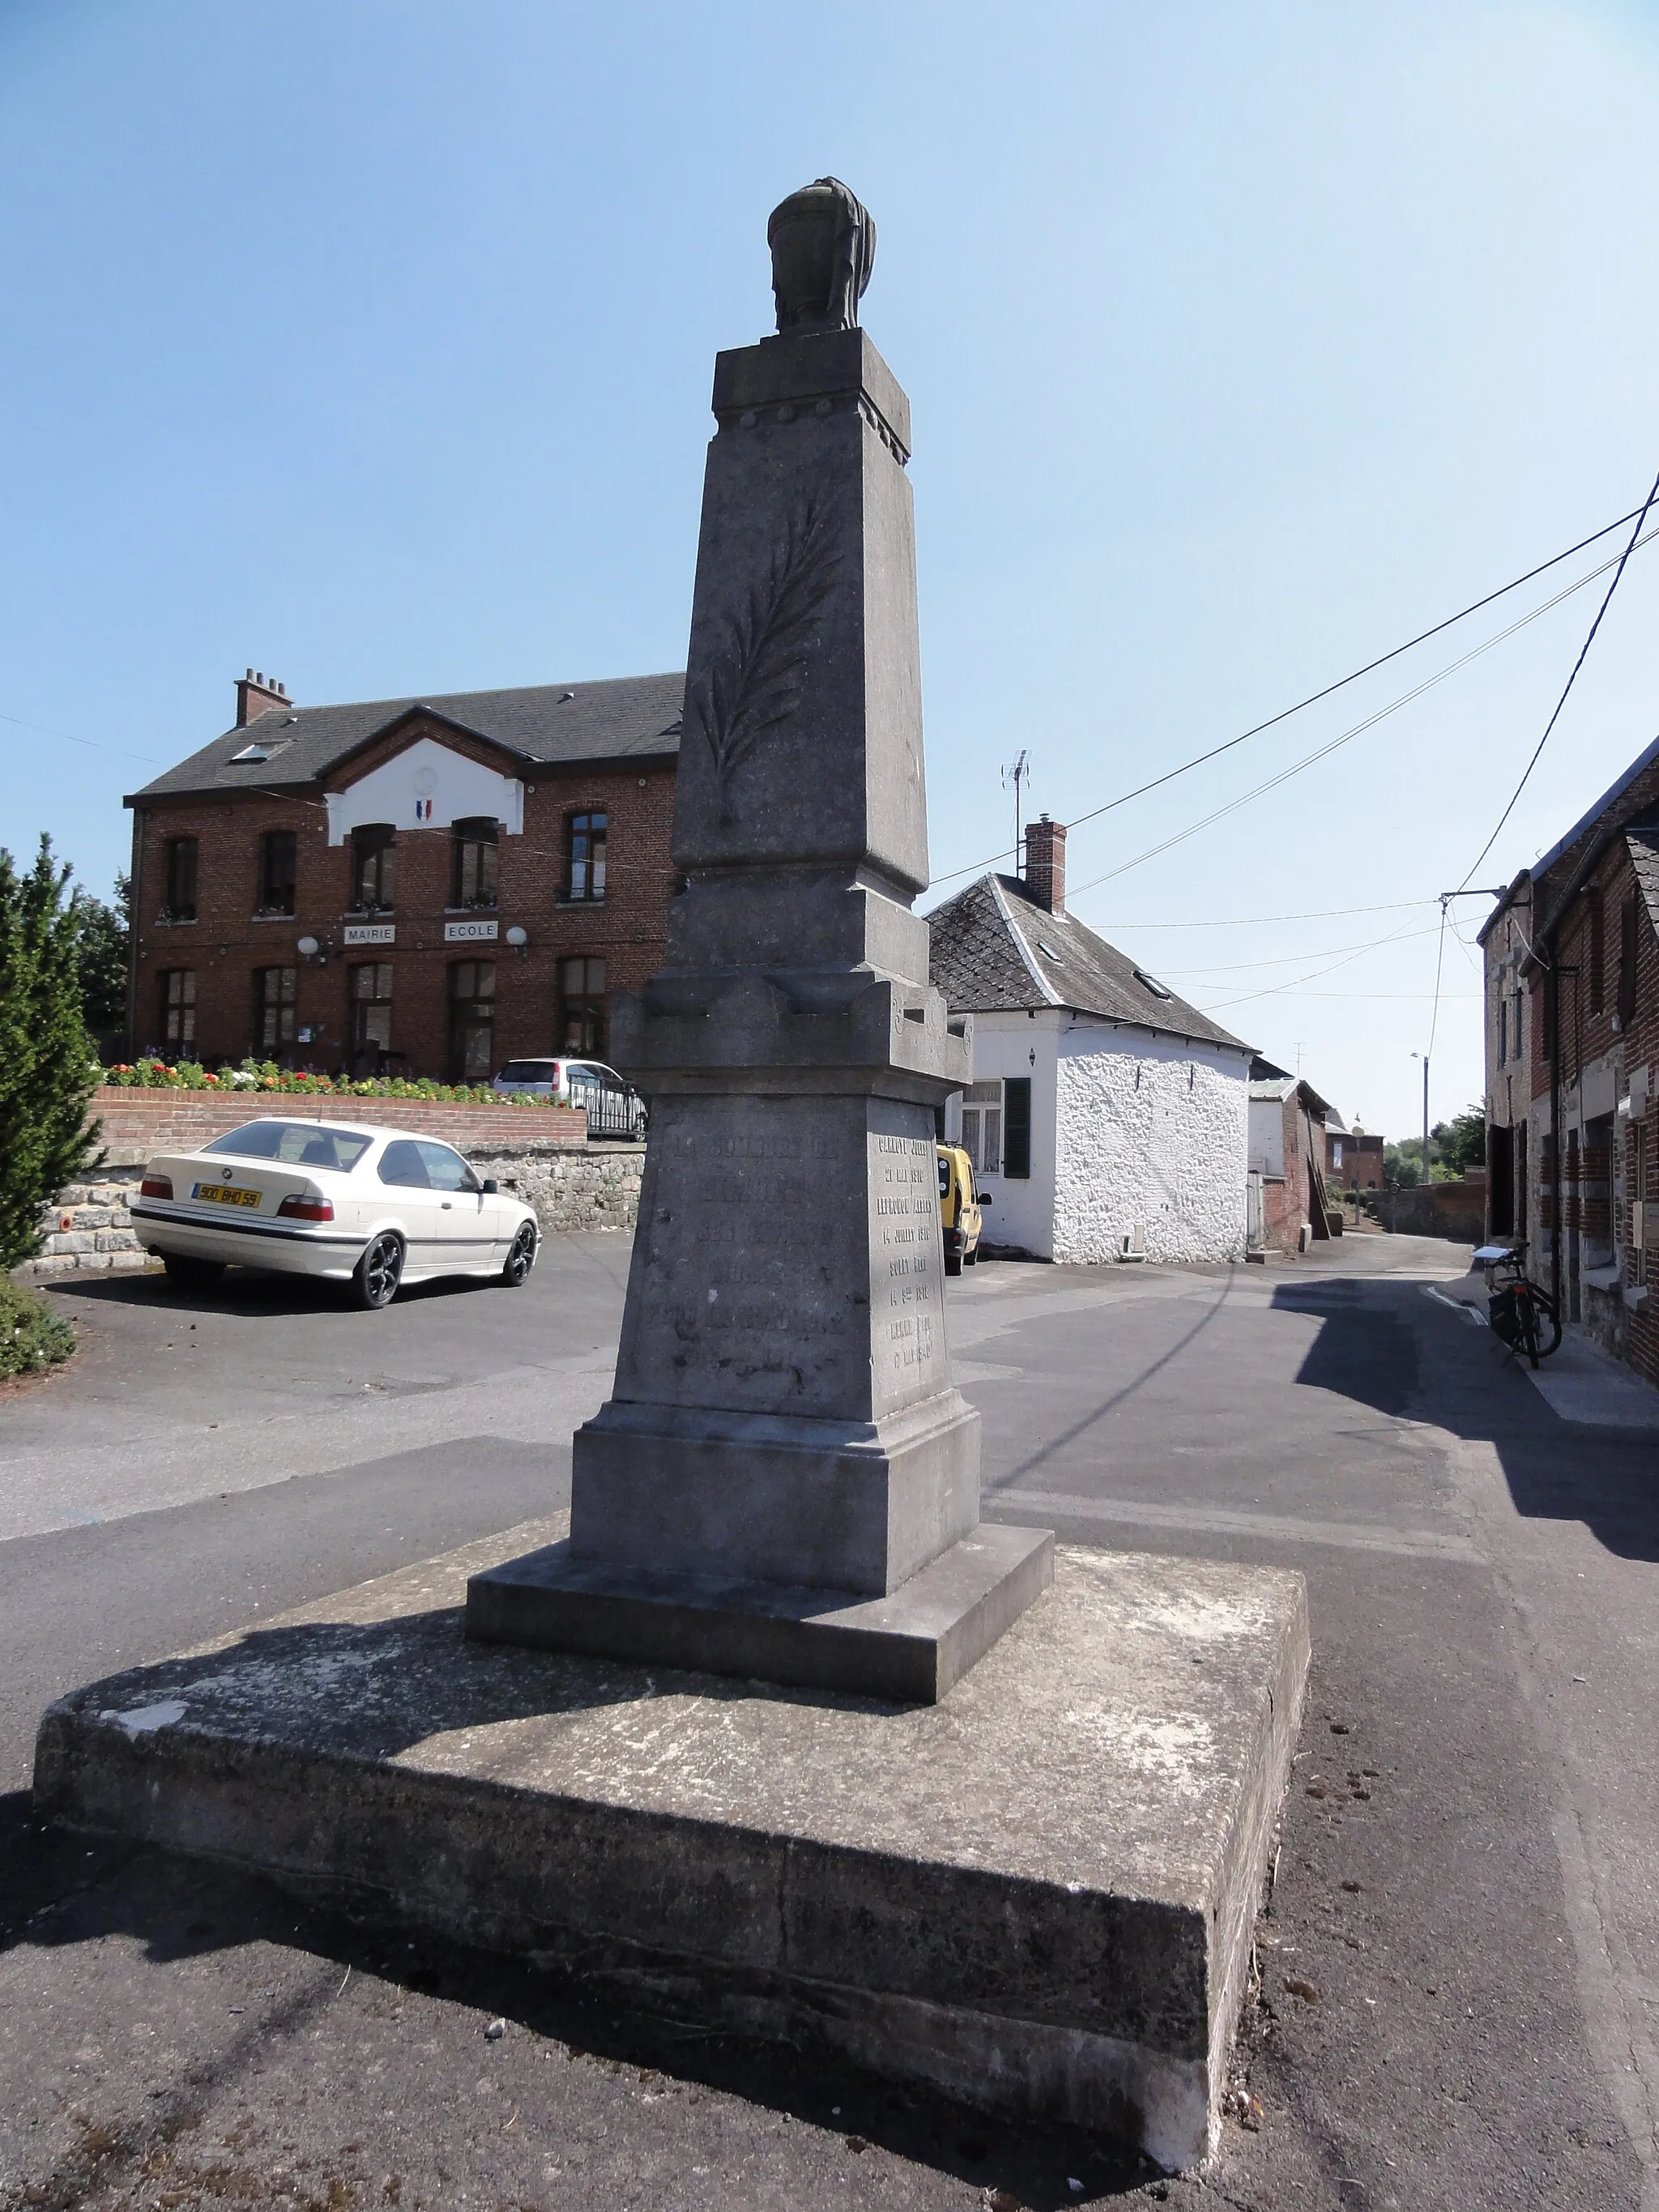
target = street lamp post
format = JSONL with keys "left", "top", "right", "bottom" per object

{"left": 1412, "top": 1051, "right": 1430, "bottom": 1185}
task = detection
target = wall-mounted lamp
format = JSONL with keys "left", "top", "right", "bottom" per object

{"left": 505, "top": 924, "right": 530, "bottom": 959}
{"left": 296, "top": 936, "right": 322, "bottom": 962}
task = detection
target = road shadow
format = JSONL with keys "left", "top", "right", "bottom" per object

{"left": 2, "top": 1783, "right": 1145, "bottom": 2206}
{"left": 1268, "top": 1281, "right": 1418, "bottom": 1418}
{"left": 41, "top": 1268, "right": 494, "bottom": 1320}
{"left": 1272, "top": 1277, "right": 1659, "bottom": 1562}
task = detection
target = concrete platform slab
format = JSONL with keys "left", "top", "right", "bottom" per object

{"left": 32, "top": 1515, "right": 1308, "bottom": 2172}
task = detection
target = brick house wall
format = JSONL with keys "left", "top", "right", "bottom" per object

{"left": 1325, "top": 1128, "right": 1384, "bottom": 1191}
{"left": 1482, "top": 740, "right": 1659, "bottom": 1386}
{"left": 1249, "top": 1081, "right": 1329, "bottom": 1255}
{"left": 129, "top": 710, "right": 677, "bottom": 1080}
{"left": 1480, "top": 875, "right": 1533, "bottom": 1242}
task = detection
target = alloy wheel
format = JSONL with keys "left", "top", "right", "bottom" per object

{"left": 502, "top": 1222, "right": 537, "bottom": 1287}
{"left": 358, "top": 1232, "right": 403, "bottom": 1310}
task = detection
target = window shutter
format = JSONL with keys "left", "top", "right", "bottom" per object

{"left": 1003, "top": 1077, "right": 1032, "bottom": 1179}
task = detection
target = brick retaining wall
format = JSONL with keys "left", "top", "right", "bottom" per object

{"left": 1367, "top": 1181, "right": 1486, "bottom": 1239}
{"left": 85, "top": 1087, "right": 588, "bottom": 1168}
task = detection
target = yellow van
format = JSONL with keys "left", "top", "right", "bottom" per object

{"left": 937, "top": 1142, "right": 984, "bottom": 1276}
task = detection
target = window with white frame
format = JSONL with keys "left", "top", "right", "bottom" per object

{"left": 962, "top": 1080, "right": 1002, "bottom": 1175}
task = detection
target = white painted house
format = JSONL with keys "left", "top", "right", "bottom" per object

{"left": 928, "top": 820, "right": 1254, "bottom": 1264}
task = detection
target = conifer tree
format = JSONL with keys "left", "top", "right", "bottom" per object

{"left": 0, "top": 837, "right": 102, "bottom": 1268}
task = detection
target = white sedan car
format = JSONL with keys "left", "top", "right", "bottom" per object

{"left": 130, "top": 1117, "right": 539, "bottom": 1309}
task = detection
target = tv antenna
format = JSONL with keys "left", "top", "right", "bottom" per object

{"left": 1001, "top": 751, "right": 1030, "bottom": 876}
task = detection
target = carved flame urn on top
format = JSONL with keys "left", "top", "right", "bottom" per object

{"left": 465, "top": 185, "right": 1052, "bottom": 1701}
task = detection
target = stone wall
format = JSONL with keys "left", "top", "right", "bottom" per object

{"left": 469, "top": 1142, "right": 644, "bottom": 1239}
{"left": 1367, "top": 1181, "right": 1485, "bottom": 1240}
{"left": 31, "top": 1180, "right": 151, "bottom": 1276}
{"left": 1054, "top": 1029, "right": 1251, "bottom": 1266}
{"left": 25, "top": 1140, "right": 643, "bottom": 1278}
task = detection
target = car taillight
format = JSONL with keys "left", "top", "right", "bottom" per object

{"left": 140, "top": 1175, "right": 173, "bottom": 1200}
{"left": 278, "top": 1194, "right": 335, "bottom": 1222}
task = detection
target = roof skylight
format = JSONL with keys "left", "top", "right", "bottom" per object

{"left": 1134, "top": 966, "right": 1175, "bottom": 1000}
{"left": 1036, "top": 940, "right": 1064, "bottom": 963}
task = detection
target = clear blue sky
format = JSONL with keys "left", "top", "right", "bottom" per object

{"left": 5, "top": 1, "right": 1658, "bottom": 1137}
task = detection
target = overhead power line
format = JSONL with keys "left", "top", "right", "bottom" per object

{"left": 1065, "top": 523, "right": 1659, "bottom": 901}
{"left": 931, "top": 494, "right": 1659, "bottom": 891}
{"left": 0, "top": 709, "right": 166, "bottom": 769}
{"left": 1088, "top": 897, "right": 1437, "bottom": 931}
{"left": 1154, "top": 920, "right": 1448, "bottom": 978}
{"left": 1457, "top": 462, "right": 1659, "bottom": 889}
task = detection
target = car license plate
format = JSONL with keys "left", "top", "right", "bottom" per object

{"left": 194, "top": 1183, "right": 262, "bottom": 1208}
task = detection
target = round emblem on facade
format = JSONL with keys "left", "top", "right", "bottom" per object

{"left": 412, "top": 766, "right": 438, "bottom": 796}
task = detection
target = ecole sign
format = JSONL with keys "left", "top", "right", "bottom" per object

{"left": 445, "top": 918, "right": 499, "bottom": 944}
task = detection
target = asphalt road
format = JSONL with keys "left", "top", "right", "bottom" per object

{"left": 2, "top": 1230, "right": 1657, "bottom": 2210}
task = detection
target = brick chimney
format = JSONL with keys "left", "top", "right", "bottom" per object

{"left": 1026, "top": 813, "right": 1066, "bottom": 914}
{"left": 236, "top": 668, "right": 290, "bottom": 727}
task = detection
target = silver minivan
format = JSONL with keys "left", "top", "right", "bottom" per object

{"left": 493, "top": 1058, "right": 648, "bottom": 1141}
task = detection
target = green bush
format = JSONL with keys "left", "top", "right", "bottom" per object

{"left": 0, "top": 837, "right": 103, "bottom": 1268}
{"left": 100, "top": 1057, "right": 548, "bottom": 1105}
{"left": 0, "top": 1276, "right": 75, "bottom": 1380}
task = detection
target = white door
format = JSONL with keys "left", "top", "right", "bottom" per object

{"left": 374, "top": 1138, "right": 451, "bottom": 1273}
{"left": 416, "top": 1140, "right": 497, "bottom": 1266}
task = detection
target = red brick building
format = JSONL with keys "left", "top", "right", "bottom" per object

{"left": 1324, "top": 1116, "right": 1384, "bottom": 1192}
{"left": 126, "top": 669, "right": 682, "bottom": 1080}
{"left": 1247, "top": 1058, "right": 1335, "bottom": 1255}
{"left": 1480, "top": 729, "right": 1659, "bottom": 1386}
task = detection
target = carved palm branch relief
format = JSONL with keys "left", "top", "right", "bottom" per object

{"left": 690, "top": 495, "right": 840, "bottom": 818}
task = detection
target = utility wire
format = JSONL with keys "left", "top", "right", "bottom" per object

{"left": 1199, "top": 912, "right": 1446, "bottom": 1013}
{"left": 0, "top": 709, "right": 165, "bottom": 769}
{"left": 1065, "top": 525, "right": 1659, "bottom": 901}
{"left": 1153, "top": 920, "right": 1447, "bottom": 978}
{"left": 931, "top": 497, "right": 1659, "bottom": 890}
{"left": 1425, "top": 898, "right": 1451, "bottom": 1059}
{"left": 1089, "top": 896, "right": 1437, "bottom": 931}
{"left": 1458, "top": 463, "right": 1659, "bottom": 889}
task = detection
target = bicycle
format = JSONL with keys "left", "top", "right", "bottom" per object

{"left": 1475, "top": 1239, "right": 1563, "bottom": 1368}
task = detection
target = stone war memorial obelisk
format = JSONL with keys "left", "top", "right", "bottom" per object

{"left": 467, "top": 177, "right": 1054, "bottom": 1700}
{"left": 35, "top": 183, "right": 1311, "bottom": 2174}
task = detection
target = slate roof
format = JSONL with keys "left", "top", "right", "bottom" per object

{"left": 127, "top": 673, "right": 685, "bottom": 803}
{"left": 1627, "top": 829, "right": 1659, "bottom": 936}
{"left": 927, "top": 873, "right": 1252, "bottom": 1056}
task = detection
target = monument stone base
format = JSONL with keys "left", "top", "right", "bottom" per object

{"left": 467, "top": 1519, "right": 1053, "bottom": 1703}
{"left": 33, "top": 1517, "right": 1307, "bottom": 2174}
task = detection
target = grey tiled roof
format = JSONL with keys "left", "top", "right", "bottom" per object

{"left": 128, "top": 673, "right": 685, "bottom": 803}
{"left": 927, "top": 873, "right": 1251, "bottom": 1055}
{"left": 1627, "top": 830, "right": 1659, "bottom": 936}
